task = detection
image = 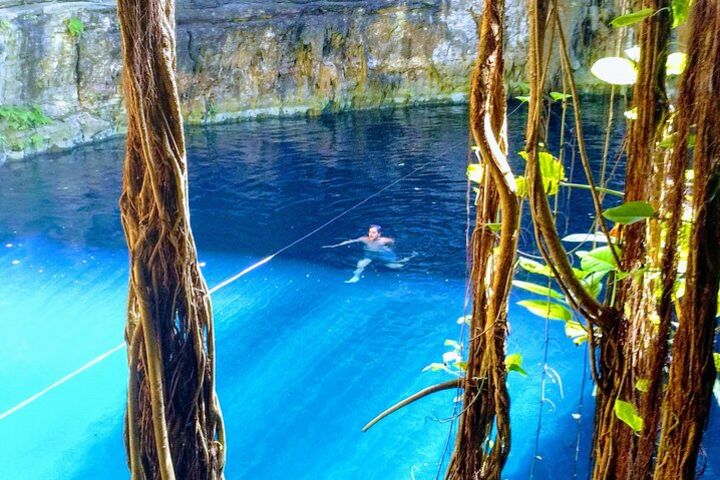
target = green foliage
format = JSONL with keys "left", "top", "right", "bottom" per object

{"left": 29, "top": 133, "right": 44, "bottom": 149}
{"left": 466, "top": 163, "right": 484, "bottom": 183}
{"left": 591, "top": 57, "right": 638, "bottom": 85}
{"left": 517, "top": 299, "right": 573, "bottom": 321}
{"left": 505, "top": 353, "right": 528, "bottom": 376}
{"left": 610, "top": 8, "right": 655, "bottom": 28}
{"left": 562, "top": 232, "right": 609, "bottom": 243}
{"left": 666, "top": 52, "right": 688, "bottom": 76}
{"left": 423, "top": 338, "right": 466, "bottom": 376}
{"left": 519, "top": 150, "right": 565, "bottom": 195}
{"left": 671, "top": 0, "right": 693, "bottom": 28}
{"left": 602, "top": 201, "right": 656, "bottom": 225}
{"left": 635, "top": 378, "right": 650, "bottom": 393}
{"left": 564, "top": 321, "right": 588, "bottom": 345}
{"left": 515, "top": 176, "right": 527, "bottom": 197}
{"left": 515, "top": 95, "right": 530, "bottom": 103}
{"left": 614, "top": 399, "right": 644, "bottom": 432}
{"left": 66, "top": 17, "right": 84, "bottom": 38}
{"left": 625, "top": 46, "right": 641, "bottom": 62}
{"left": 517, "top": 257, "right": 555, "bottom": 277}
{"left": 549, "top": 91, "right": 571, "bottom": 102}
{"left": 0, "top": 19, "right": 10, "bottom": 31}
{"left": 581, "top": 271, "right": 608, "bottom": 299}
{"left": 0, "top": 105, "right": 50, "bottom": 130}
{"left": 577, "top": 245, "right": 622, "bottom": 274}
{"left": 511, "top": 280, "right": 565, "bottom": 300}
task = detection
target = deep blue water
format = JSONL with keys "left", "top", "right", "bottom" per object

{"left": 0, "top": 103, "right": 717, "bottom": 479}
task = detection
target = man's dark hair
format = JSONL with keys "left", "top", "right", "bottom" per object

{"left": 369, "top": 224, "right": 382, "bottom": 234}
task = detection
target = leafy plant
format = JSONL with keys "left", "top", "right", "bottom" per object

{"left": 614, "top": 399, "right": 644, "bottom": 432}
{"left": 591, "top": 57, "right": 638, "bottom": 85}
{"left": 610, "top": 8, "right": 655, "bottom": 28}
{"left": 602, "top": 201, "right": 656, "bottom": 225}
{"left": 671, "top": 0, "right": 693, "bottom": 28}
{"left": 0, "top": 105, "right": 50, "bottom": 130}
{"left": 66, "top": 17, "right": 84, "bottom": 38}
{"left": 505, "top": 353, "right": 528, "bottom": 376}
{"left": 29, "top": 133, "right": 44, "bottom": 149}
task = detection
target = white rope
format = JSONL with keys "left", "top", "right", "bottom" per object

{"left": 0, "top": 343, "right": 126, "bottom": 421}
{"left": 0, "top": 160, "right": 434, "bottom": 421}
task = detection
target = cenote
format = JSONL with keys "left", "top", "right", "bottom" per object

{"left": 1, "top": 102, "right": 718, "bottom": 479}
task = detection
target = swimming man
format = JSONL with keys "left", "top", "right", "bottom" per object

{"left": 323, "top": 224, "right": 415, "bottom": 283}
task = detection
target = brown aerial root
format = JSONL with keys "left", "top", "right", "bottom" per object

{"left": 117, "top": 0, "right": 225, "bottom": 479}
{"left": 445, "top": 0, "right": 519, "bottom": 478}
{"left": 654, "top": 0, "right": 720, "bottom": 477}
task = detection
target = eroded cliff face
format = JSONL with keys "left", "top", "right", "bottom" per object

{"left": 0, "top": 0, "right": 617, "bottom": 161}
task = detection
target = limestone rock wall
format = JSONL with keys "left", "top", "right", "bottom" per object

{"left": 0, "top": 0, "right": 617, "bottom": 161}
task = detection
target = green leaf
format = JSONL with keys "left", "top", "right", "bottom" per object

{"left": 672, "top": 0, "right": 692, "bottom": 28}
{"left": 511, "top": 280, "right": 565, "bottom": 300}
{"left": 484, "top": 223, "right": 502, "bottom": 232}
{"left": 454, "top": 361, "right": 468, "bottom": 371}
{"left": 565, "top": 321, "right": 588, "bottom": 345}
{"left": 467, "top": 163, "right": 484, "bottom": 183}
{"left": 614, "top": 399, "right": 644, "bottom": 432}
{"left": 519, "top": 151, "right": 565, "bottom": 195}
{"left": 515, "top": 95, "right": 530, "bottom": 103}
{"left": 714, "top": 352, "right": 720, "bottom": 373}
{"left": 549, "top": 91, "right": 571, "bottom": 102}
{"left": 591, "top": 57, "right": 638, "bottom": 85}
{"left": 517, "top": 257, "right": 555, "bottom": 277}
{"left": 505, "top": 353, "right": 528, "bottom": 376}
{"left": 615, "top": 266, "right": 648, "bottom": 281}
{"left": 635, "top": 378, "right": 650, "bottom": 393}
{"left": 444, "top": 339, "right": 462, "bottom": 350}
{"left": 666, "top": 52, "right": 688, "bottom": 76}
{"left": 518, "top": 299, "right": 573, "bottom": 321}
{"left": 422, "top": 362, "right": 449, "bottom": 373}
{"left": 581, "top": 271, "right": 608, "bottom": 298}
{"left": 625, "top": 46, "right": 641, "bottom": 62}
{"left": 515, "top": 176, "right": 527, "bottom": 197}
{"left": 610, "top": 8, "right": 654, "bottom": 27}
{"left": 603, "top": 201, "right": 656, "bottom": 225}
{"left": 562, "top": 232, "right": 609, "bottom": 243}
{"left": 580, "top": 246, "right": 621, "bottom": 274}
{"left": 66, "top": 17, "right": 84, "bottom": 38}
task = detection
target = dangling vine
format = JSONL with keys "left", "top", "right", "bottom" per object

{"left": 655, "top": 1, "right": 720, "bottom": 476}
{"left": 117, "top": 0, "right": 226, "bottom": 478}
{"left": 446, "top": 0, "right": 520, "bottom": 477}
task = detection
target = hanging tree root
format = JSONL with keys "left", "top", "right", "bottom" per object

{"left": 446, "top": 0, "right": 519, "bottom": 478}
{"left": 361, "top": 379, "right": 463, "bottom": 432}
{"left": 117, "top": 0, "right": 225, "bottom": 479}
{"left": 654, "top": 1, "right": 720, "bottom": 477}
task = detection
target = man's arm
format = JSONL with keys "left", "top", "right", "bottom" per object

{"left": 322, "top": 237, "right": 364, "bottom": 248}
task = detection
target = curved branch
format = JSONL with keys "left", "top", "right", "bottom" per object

{"left": 524, "top": 0, "right": 616, "bottom": 332}
{"left": 551, "top": 2, "right": 621, "bottom": 267}
{"left": 362, "top": 378, "right": 462, "bottom": 432}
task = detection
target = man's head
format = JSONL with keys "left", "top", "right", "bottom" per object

{"left": 368, "top": 224, "right": 382, "bottom": 241}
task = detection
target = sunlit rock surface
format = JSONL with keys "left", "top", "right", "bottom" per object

{"left": 0, "top": 0, "right": 616, "bottom": 161}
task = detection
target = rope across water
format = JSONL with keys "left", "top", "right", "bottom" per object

{"left": 0, "top": 159, "right": 435, "bottom": 422}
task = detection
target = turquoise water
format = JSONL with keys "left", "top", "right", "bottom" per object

{"left": 0, "top": 104, "right": 716, "bottom": 479}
